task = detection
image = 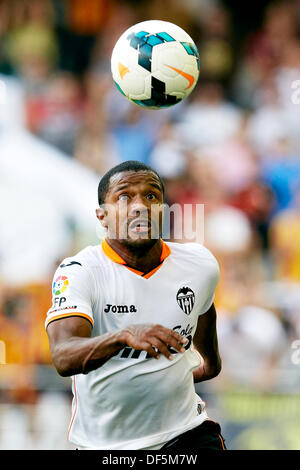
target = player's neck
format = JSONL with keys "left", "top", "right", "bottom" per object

{"left": 106, "top": 238, "right": 162, "bottom": 273}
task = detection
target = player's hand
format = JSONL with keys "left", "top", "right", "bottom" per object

{"left": 122, "top": 323, "right": 188, "bottom": 360}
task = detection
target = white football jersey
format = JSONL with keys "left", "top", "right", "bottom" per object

{"left": 45, "top": 240, "right": 220, "bottom": 450}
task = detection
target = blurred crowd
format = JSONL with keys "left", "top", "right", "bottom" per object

{"left": 0, "top": 0, "right": 300, "bottom": 449}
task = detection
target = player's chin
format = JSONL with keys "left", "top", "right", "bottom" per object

{"left": 126, "top": 229, "right": 160, "bottom": 247}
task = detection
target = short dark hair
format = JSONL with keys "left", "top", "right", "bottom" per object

{"left": 98, "top": 160, "right": 165, "bottom": 205}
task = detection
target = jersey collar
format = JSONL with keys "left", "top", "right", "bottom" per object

{"left": 101, "top": 238, "right": 171, "bottom": 279}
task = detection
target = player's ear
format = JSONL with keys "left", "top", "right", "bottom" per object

{"left": 96, "top": 206, "right": 108, "bottom": 228}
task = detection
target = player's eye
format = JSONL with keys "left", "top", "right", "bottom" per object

{"left": 146, "top": 193, "right": 156, "bottom": 200}
{"left": 118, "top": 194, "right": 129, "bottom": 201}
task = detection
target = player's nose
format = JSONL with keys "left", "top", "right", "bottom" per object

{"left": 128, "top": 195, "right": 149, "bottom": 217}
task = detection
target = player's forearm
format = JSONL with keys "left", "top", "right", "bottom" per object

{"left": 193, "top": 354, "right": 222, "bottom": 382}
{"left": 199, "top": 333, "right": 222, "bottom": 379}
{"left": 51, "top": 331, "right": 127, "bottom": 377}
{"left": 193, "top": 340, "right": 222, "bottom": 382}
{"left": 193, "top": 305, "right": 222, "bottom": 382}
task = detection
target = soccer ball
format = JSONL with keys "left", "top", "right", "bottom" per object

{"left": 111, "top": 20, "right": 200, "bottom": 110}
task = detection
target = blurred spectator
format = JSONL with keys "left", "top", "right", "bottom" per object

{"left": 247, "top": 76, "right": 291, "bottom": 156}
{"left": 269, "top": 185, "right": 300, "bottom": 281}
{"left": 213, "top": 245, "right": 268, "bottom": 318}
{"left": 205, "top": 205, "right": 253, "bottom": 254}
{"left": 142, "top": 0, "right": 200, "bottom": 34}
{"left": 218, "top": 305, "right": 288, "bottom": 391}
{"left": 55, "top": 0, "right": 117, "bottom": 74}
{"left": 274, "top": 37, "right": 300, "bottom": 153}
{"left": 5, "top": 0, "right": 58, "bottom": 94}
{"left": 198, "top": 4, "right": 234, "bottom": 83}
{"left": 88, "top": 1, "right": 136, "bottom": 72}
{"left": 229, "top": 180, "right": 275, "bottom": 251}
{"left": 176, "top": 80, "right": 243, "bottom": 149}
{"left": 261, "top": 139, "right": 300, "bottom": 214}
{"left": 74, "top": 107, "right": 121, "bottom": 175}
{"left": 73, "top": 66, "right": 122, "bottom": 173}
{"left": 110, "top": 105, "right": 162, "bottom": 164}
{"left": 247, "top": 2, "right": 297, "bottom": 70}
{"left": 231, "top": 1, "right": 298, "bottom": 109}
{"left": 200, "top": 114, "right": 259, "bottom": 195}
{"left": 180, "top": 151, "right": 226, "bottom": 211}
{"left": 26, "top": 71, "right": 84, "bottom": 155}
{"left": 0, "top": 284, "right": 51, "bottom": 366}
{"left": 65, "top": 0, "right": 114, "bottom": 35}
{"left": 148, "top": 120, "right": 187, "bottom": 179}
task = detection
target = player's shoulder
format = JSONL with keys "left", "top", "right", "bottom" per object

{"left": 167, "top": 240, "right": 218, "bottom": 262}
{"left": 167, "top": 241, "right": 220, "bottom": 273}
{"left": 55, "top": 244, "right": 104, "bottom": 277}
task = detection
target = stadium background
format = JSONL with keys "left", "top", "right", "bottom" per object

{"left": 0, "top": 0, "right": 300, "bottom": 450}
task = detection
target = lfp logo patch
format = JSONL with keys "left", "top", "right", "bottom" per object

{"left": 53, "top": 275, "right": 69, "bottom": 295}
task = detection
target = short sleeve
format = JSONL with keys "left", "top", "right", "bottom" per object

{"left": 196, "top": 245, "right": 220, "bottom": 316}
{"left": 45, "top": 259, "right": 94, "bottom": 329}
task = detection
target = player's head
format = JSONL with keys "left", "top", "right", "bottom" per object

{"left": 97, "top": 161, "right": 164, "bottom": 205}
{"left": 96, "top": 161, "right": 165, "bottom": 248}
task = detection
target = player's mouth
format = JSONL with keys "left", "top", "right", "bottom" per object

{"left": 128, "top": 218, "right": 151, "bottom": 233}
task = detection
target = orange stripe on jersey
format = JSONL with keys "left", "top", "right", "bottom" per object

{"left": 143, "top": 264, "right": 162, "bottom": 279}
{"left": 101, "top": 238, "right": 127, "bottom": 265}
{"left": 46, "top": 312, "right": 94, "bottom": 328}
{"left": 219, "top": 434, "right": 226, "bottom": 450}
{"left": 125, "top": 266, "right": 145, "bottom": 276}
{"left": 160, "top": 239, "right": 171, "bottom": 262}
{"left": 101, "top": 238, "right": 171, "bottom": 279}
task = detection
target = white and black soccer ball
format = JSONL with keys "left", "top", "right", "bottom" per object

{"left": 111, "top": 20, "right": 200, "bottom": 110}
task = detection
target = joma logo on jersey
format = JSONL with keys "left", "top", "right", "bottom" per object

{"left": 104, "top": 304, "right": 137, "bottom": 314}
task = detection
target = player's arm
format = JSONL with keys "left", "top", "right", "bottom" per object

{"left": 47, "top": 317, "right": 188, "bottom": 377}
{"left": 192, "top": 303, "right": 222, "bottom": 383}
{"left": 47, "top": 316, "right": 126, "bottom": 376}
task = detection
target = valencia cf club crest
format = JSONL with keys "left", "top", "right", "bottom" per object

{"left": 176, "top": 287, "right": 195, "bottom": 315}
